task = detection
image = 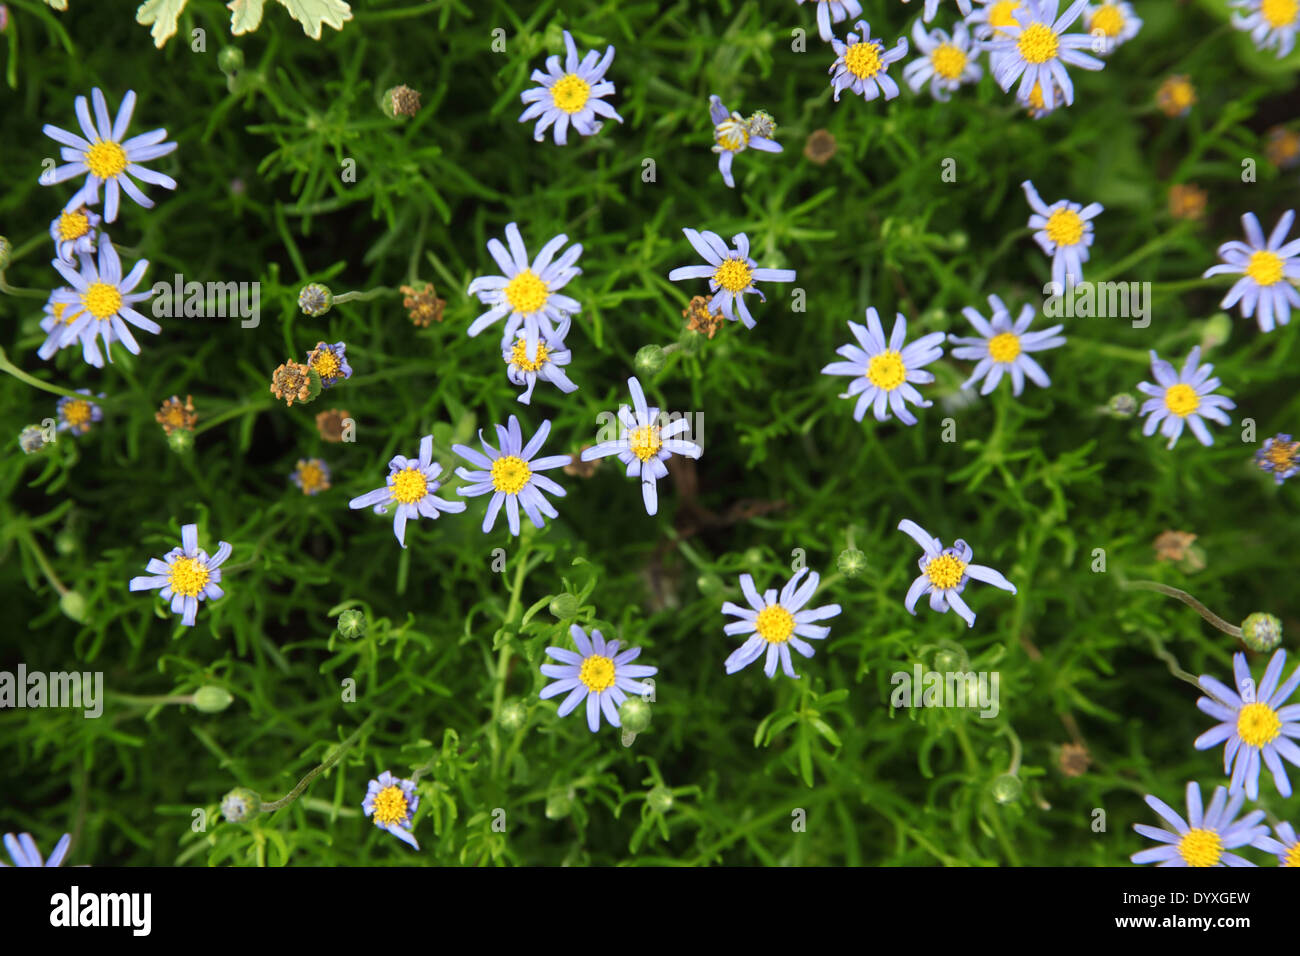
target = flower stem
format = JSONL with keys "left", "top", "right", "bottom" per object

{"left": 260, "top": 715, "right": 376, "bottom": 813}
{"left": 1121, "top": 579, "right": 1242, "bottom": 638}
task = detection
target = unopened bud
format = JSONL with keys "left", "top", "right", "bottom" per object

{"left": 166, "top": 427, "right": 195, "bottom": 454}
{"left": 1241, "top": 612, "right": 1282, "bottom": 653}
{"left": 618, "top": 697, "right": 652, "bottom": 735}
{"left": 336, "top": 608, "right": 366, "bottom": 639}
{"left": 221, "top": 787, "right": 261, "bottom": 822}
{"left": 499, "top": 699, "right": 527, "bottom": 732}
{"left": 549, "top": 593, "right": 580, "bottom": 619}
{"left": 836, "top": 548, "right": 866, "bottom": 577}
{"left": 59, "top": 591, "right": 87, "bottom": 623}
{"left": 634, "top": 345, "right": 666, "bottom": 376}
{"left": 194, "top": 686, "right": 234, "bottom": 713}
{"left": 297, "top": 283, "right": 333, "bottom": 317}
{"left": 990, "top": 774, "right": 1022, "bottom": 805}
{"left": 647, "top": 785, "right": 674, "bottom": 813}
{"left": 217, "top": 46, "right": 244, "bottom": 74}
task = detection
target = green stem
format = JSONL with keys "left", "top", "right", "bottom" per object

{"left": 0, "top": 346, "right": 97, "bottom": 400}
{"left": 334, "top": 287, "right": 399, "bottom": 306}
{"left": 1122, "top": 579, "right": 1242, "bottom": 638}
{"left": 260, "top": 715, "right": 376, "bottom": 813}
{"left": 18, "top": 528, "right": 69, "bottom": 596}
{"left": 491, "top": 542, "right": 532, "bottom": 778}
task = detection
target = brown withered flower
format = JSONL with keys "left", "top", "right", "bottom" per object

{"left": 270, "top": 361, "right": 313, "bottom": 407}
{"left": 1058, "top": 743, "right": 1091, "bottom": 778}
{"left": 155, "top": 394, "right": 197, "bottom": 434}
{"left": 401, "top": 282, "right": 446, "bottom": 327}
{"left": 684, "top": 295, "right": 725, "bottom": 339}
{"left": 316, "top": 408, "right": 353, "bottom": 443}
{"left": 804, "top": 129, "right": 837, "bottom": 165}
{"left": 563, "top": 446, "right": 602, "bottom": 478}
{"left": 1167, "top": 184, "right": 1207, "bottom": 222}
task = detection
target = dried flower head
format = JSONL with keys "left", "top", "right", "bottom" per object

{"left": 1058, "top": 742, "right": 1091, "bottom": 777}
{"left": 1265, "top": 125, "right": 1300, "bottom": 169}
{"left": 564, "top": 445, "right": 602, "bottom": 478}
{"left": 684, "top": 295, "right": 725, "bottom": 338}
{"left": 1154, "top": 530, "right": 1204, "bottom": 571}
{"left": 401, "top": 282, "right": 446, "bottom": 327}
{"left": 383, "top": 84, "right": 422, "bottom": 119}
{"left": 270, "top": 361, "right": 314, "bottom": 407}
{"left": 1168, "top": 184, "right": 1207, "bottom": 221}
{"left": 804, "top": 128, "right": 838, "bottom": 165}
{"left": 316, "top": 408, "right": 352, "bottom": 443}
{"left": 156, "top": 394, "right": 197, "bottom": 434}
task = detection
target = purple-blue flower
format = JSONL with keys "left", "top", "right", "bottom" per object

{"left": 1, "top": 832, "right": 72, "bottom": 867}
{"left": 667, "top": 228, "right": 795, "bottom": 328}
{"left": 540, "top": 625, "right": 658, "bottom": 732}
{"left": 128, "top": 523, "right": 231, "bottom": 627}
{"left": 897, "top": 519, "right": 1017, "bottom": 628}
{"left": 723, "top": 568, "right": 842, "bottom": 679}
{"left": 453, "top": 416, "right": 570, "bottom": 535}
{"left": 348, "top": 435, "right": 466, "bottom": 548}
{"left": 1131, "top": 782, "right": 1266, "bottom": 867}
{"left": 363, "top": 771, "right": 419, "bottom": 850}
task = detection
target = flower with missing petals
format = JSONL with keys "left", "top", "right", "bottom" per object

{"left": 466, "top": 223, "right": 582, "bottom": 357}
{"left": 156, "top": 394, "right": 196, "bottom": 434}
{"left": 667, "top": 228, "right": 795, "bottom": 328}
{"left": 709, "top": 95, "right": 782, "bottom": 188}
{"left": 348, "top": 435, "right": 466, "bottom": 547}
{"left": 128, "top": 523, "right": 231, "bottom": 627}
{"left": 722, "top": 568, "right": 842, "bottom": 679}
{"left": 540, "top": 625, "right": 657, "bottom": 732}
{"left": 948, "top": 295, "right": 1065, "bottom": 396}
{"left": 401, "top": 282, "right": 445, "bottom": 326}
{"left": 1, "top": 832, "right": 72, "bottom": 867}
{"left": 903, "top": 20, "right": 982, "bottom": 101}
{"left": 48, "top": 239, "right": 158, "bottom": 368}
{"left": 291, "top": 458, "right": 331, "bottom": 496}
{"left": 519, "top": 30, "right": 623, "bottom": 145}
{"left": 306, "top": 341, "right": 352, "bottom": 388}
{"left": 684, "top": 295, "right": 726, "bottom": 337}
{"left": 1022, "top": 180, "right": 1102, "bottom": 290}
{"left": 40, "top": 87, "right": 177, "bottom": 221}
{"left": 49, "top": 205, "right": 100, "bottom": 263}
{"left": 1202, "top": 210, "right": 1300, "bottom": 333}
{"left": 363, "top": 771, "right": 419, "bottom": 850}
{"left": 1137, "top": 347, "right": 1235, "bottom": 449}
{"left": 1253, "top": 822, "right": 1300, "bottom": 867}
{"left": 829, "top": 21, "right": 909, "bottom": 103}
{"left": 56, "top": 388, "right": 103, "bottom": 435}
{"left": 1256, "top": 434, "right": 1300, "bottom": 484}
{"left": 1230, "top": 0, "right": 1300, "bottom": 58}
{"left": 897, "top": 519, "right": 1017, "bottom": 628}
{"left": 1131, "top": 782, "right": 1266, "bottom": 867}
{"left": 987, "top": 0, "right": 1105, "bottom": 111}
{"left": 821, "top": 308, "right": 945, "bottom": 425}
{"left": 316, "top": 408, "right": 352, "bottom": 443}
{"left": 1195, "top": 650, "right": 1300, "bottom": 800}
{"left": 453, "top": 416, "right": 571, "bottom": 536}
{"left": 269, "top": 361, "right": 314, "bottom": 407}
{"left": 503, "top": 316, "right": 577, "bottom": 405}
{"left": 1168, "top": 184, "right": 1207, "bottom": 221}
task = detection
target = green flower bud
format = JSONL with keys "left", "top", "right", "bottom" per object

{"left": 634, "top": 345, "right": 666, "bottom": 376}
{"left": 336, "top": 608, "right": 366, "bottom": 639}
{"left": 549, "top": 593, "right": 581, "bottom": 620}
{"left": 618, "top": 697, "right": 652, "bottom": 735}
{"left": 19, "top": 425, "right": 47, "bottom": 455}
{"left": 696, "top": 574, "right": 725, "bottom": 597}
{"left": 545, "top": 787, "right": 573, "bottom": 820}
{"left": 59, "top": 590, "right": 88, "bottom": 623}
{"left": 166, "top": 427, "right": 195, "bottom": 454}
{"left": 990, "top": 774, "right": 1022, "bottom": 805}
{"left": 1106, "top": 393, "right": 1137, "bottom": 418}
{"left": 0, "top": 235, "right": 12, "bottom": 271}
{"left": 647, "top": 785, "right": 674, "bottom": 814}
{"left": 931, "top": 642, "right": 969, "bottom": 674}
{"left": 297, "top": 283, "right": 333, "bottom": 318}
{"left": 499, "top": 699, "right": 527, "bottom": 732}
{"left": 1241, "top": 612, "right": 1283, "bottom": 653}
{"left": 194, "top": 686, "right": 234, "bottom": 713}
{"left": 217, "top": 46, "right": 244, "bottom": 74}
{"left": 948, "top": 231, "right": 968, "bottom": 252}
{"left": 836, "top": 548, "right": 867, "bottom": 577}
{"left": 54, "top": 530, "right": 77, "bottom": 555}
{"left": 742, "top": 547, "right": 764, "bottom": 567}
{"left": 1201, "top": 312, "right": 1232, "bottom": 351}
{"left": 221, "top": 787, "right": 261, "bottom": 823}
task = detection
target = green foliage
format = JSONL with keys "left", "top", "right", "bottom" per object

{"left": 1, "top": 0, "right": 1298, "bottom": 867}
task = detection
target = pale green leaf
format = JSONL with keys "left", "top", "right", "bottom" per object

{"left": 135, "top": 0, "right": 189, "bottom": 48}
{"left": 274, "top": 0, "right": 351, "bottom": 40}
{"left": 226, "top": 0, "right": 265, "bottom": 36}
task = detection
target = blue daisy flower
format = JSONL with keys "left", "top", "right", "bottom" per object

{"left": 903, "top": 20, "right": 982, "bottom": 101}
{"left": 1195, "top": 650, "right": 1300, "bottom": 800}
{"left": 1022, "top": 180, "right": 1102, "bottom": 291}
{"left": 56, "top": 388, "right": 104, "bottom": 435}
{"left": 1, "top": 832, "right": 72, "bottom": 867}
{"left": 1084, "top": 2, "right": 1142, "bottom": 53}
{"left": 540, "top": 625, "right": 658, "bottom": 732}
{"left": 797, "top": 0, "right": 863, "bottom": 42}
{"left": 128, "top": 523, "right": 232, "bottom": 627}
{"left": 291, "top": 458, "right": 331, "bottom": 496}
{"left": 948, "top": 294, "right": 1065, "bottom": 396}
{"left": 49, "top": 239, "right": 159, "bottom": 368}
{"left": 579, "top": 376, "right": 702, "bottom": 515}
{"left": 1131, "top": 782, "right": 1266, "bottom": 867}
{"left": 348, "top": 435, "right": 466, "bottom": 548}
{"left": 987, "top": 0, "right": 1105, "bottom": 111}
{"left": 723, "top": 567, "right": 842, "bottom": 679}
{"left": 667, "top": 228, "right": 795, "bottom": 328}
{"left": 519, "top": 30, "right": 623, "bottom": 145}
{"left": 821, "top": 308, "right": 945, "bottom": 425}
{"left": 708, "top": 95, "right": 782, "bottom": 189}
{"left": 1137, "top": 347, "right": 1235, "bottom": 449}
{"left": 829, "top": 21, "right": 909, "bottom": 103}
{"left": 898, "top": 519, "right": 1017, "bottom": 628}
{"left": 306, "top": 341, "right": 352, "bottom": 388}
{"left": 453, "top": 416, "right": 570, "bottom": 535}
{"left": 1256, "top": 434, "right": 1300, "bottom": 484}
{"left": 40, "top": 87, "right": 177, "bottom": 222}
{"left": 1252, "top": 821, "right": 1300, "bottom": 867}
{"left": 1202, "top": 210, "right": 1300, "bottom": 333}
{"left": 504, "top": 316, "right": 577, "bottom": 405}
{"left": 49, "top": 204, "right": 101, "bottom": 263}
{"left": 1230, "top": 0, "right": 1300, "bottom": 58}
{"left": 363, "top": 771, "right": 419, "bottom": 850}
{"left": 38, "top": 288, "right": 86, "bottom": 360}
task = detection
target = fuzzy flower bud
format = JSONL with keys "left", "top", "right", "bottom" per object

{"left": 297, "top": 283, "right": 333, "bottom": 317}
{"left": 336, "top": 608, "right": 366, "bottom": 639}
{"left": 1241, "top": 613, "right": 1283, "bottom": 653}
{"left": 634, "top": 345, "right": 666, "bottom": 376}
{"left": 221, "top": 787, "right": 261, "bottom": 822}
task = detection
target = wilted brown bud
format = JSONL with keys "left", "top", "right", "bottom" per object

{"left": 156, "top": 394, "right": 197, "bottom": 435}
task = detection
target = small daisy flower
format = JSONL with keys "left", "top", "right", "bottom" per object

{"left": 540, "top": 625, "right": 658, "bottom": 732}
{"left": 722, "top": 568, "right": 842, "bottom": 679}
{"left": 897, "top": 519, "right": 1017, "bottom": 628}
{"left": 903, "top": 20, "right": 982, "bottom": 101}
{"left": 1195, "top": 650, "right": 1300, "bottom": 800}
{"left": 1022, "top": 180, "right": 1102, "bottom": 290}
{"left": 1265, "top": 125, "right": 1300, "bottom": 169}
{"left": 829, "top": 21, "right": 909, "bottom": 103}
{"left": 362, "top": 771, "right": 419, "bottom": 850}
{"left": 966, "top": 0, "right": 1028, "bottom": 43}
{"left": 127, "top": 523, "right": 232, "bottom": 627}
{"left": 1155, "top": 74, "right": 1196, "bottom": 117}
{"left": 579, "top": 376, "right": 702, "bottom": 515}
{"left": 948, "top": 295, "right": 1065, "bottom": 396}
{"left": 821, "top": 308, "right": 945, "bottom": 425}
{"left": 797, "top": 0, "right": 863, "bottom": 43}
{"left": 49, "top": 205, "right": 100, "bottom": 263}
{"left": 988, "top": 0, "right": 1106, "bottom": 111}
{"left": 1253, "top": 822, "right": 1300, "bottom": 867}
{"left": 1, "top": 832, "right": 71, "bottom": 868}
{"left": 48, "top": 239, "right": 158, "bottom": 368}
{"left": 1021, "top": 77, "right": 1069, "bottom": 118}
{"left": 1231, "top": 0, "right": 1300, "bottom": 58}
{"left": 503, "top": 316, "right": 577, "bottom": 405}
{"left": 1137, "top": 347, "right": 1235, "bottom": 449}
{"left": 1084, "top": 2, "right": 1142, "bottom": 53}
{"left": 519, "top": 29, "right": 623, "bottom": 145}
{"left": 466, "top": 222, "right": 582, "bottom": 357}
{"left": 291, "top": 458, "right": 331, "bottom": 496}
{"left": 305, "top": 341, "right": 352, "bottom": 388}
{"left": 453, "top": 416, "right": 571, "bottom": 536}
{"left": 905, "top": 0, "right": 974, "bottom": 23}
{"left": 348, "top": 435, "right": 466, "bottom": 548}
{"left": 1256, "top": 433, "right": 1300, "bottom": 484}
{"left": 1202, "top": 210, "right": 1300, "bottom": 333}
{"left": 56, "top": 388, "right": 103, "bottom": 435}
{"left": 38, "top": 289, "right": 86, "bottom": 359}
{"left": 709, "top": 95, "right": 782, "bottom": 189}
{"left": 40, "top": 87, "right": 178, "bottom": 222}
{"left": 1131, "top": 782, "right": 1266, "bottom": 867}
{"left": 666, "top": 228, "right": 795, "bottom": 328}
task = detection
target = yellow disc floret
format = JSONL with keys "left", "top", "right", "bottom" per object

{"left": 844, "top": 40, "right": 883, "bottom": 79}
{"left": 62, "top": 400, "right": 92, "bottom": 428}
{"left": 866, "top": 351, "right": 906, "bottom": 391}
{"left": 755, "top": 604, "right": 795, "bottom": 644}
{"left": 1237, "top": 701, "right": 1282, "bottom": 748}
{"left": 1088, "top": 5, "right": 1125, "bottom": 37}
{"left": 81, "top": 281, "right": 122, "bottom": 320}
{"left": 491, "top": 455, "right": 532, "bottom": 494}
{"left": 1163, "top": 383, "right": 1200, "bottom": 418}
{"left": 988, "top": 0, "right": 1022, "bottom": 34}
{"left": 311, "top": 349, "right": 340, "bottom": 381}
{"left": 713, "top": 258, "right": 753, "bottom": 293}
{"left": 1286, "top": 842, "right": 1300, "bottom": 867}
{"left": 1177, "top": 828, "right": 1223, "bottom": 868}
{"left": 1017, "top": 23, "right": 1059, "bottom": 64}
{"left": 930, "top": 44, "right": 968, "bottom": 80}
{"left": 510, "top": 339, "right": 551, "bottom": 371}
{"left": 168, "top": 556, "right": 210, "bottom": 598}
{"left": 371, "top": 785, "right": 409, "bottom": 827}
{"left": 504, "top": 270, "right": 549, "bottom": 313}
{"left": 296, "top": 460, "right": 330, "bottom": 495}
{"left": 925, "top": 553, "right": 968, "bottom": 590}
{"left": 1247, "top": 250, "right": 1284, "bottom": 286}
{"left": 84, "top": 140, "right": 128, "bottom": 179}
{"left": 715, "top": 118, "right": 750, "bottom": 152}
{"left": 629, "top": 425, "right": 662, "bottom": 462}
{"left": 1045, "top": 208, "right": 1084, "bottom": 246}
{"left": 988, "top": 332, "right": 1022, "bottom": 363}
{"left": 58, "top": 210, "right": 90, "bottom": 241}
{"left": 1262, "top": 0, "right": 1298, "bottom": 29}
{"left": 579, "top": 654, "right": 616, "bottom": 692}
{"left": 550, "top": 74, "right": 591, "bottom": 114}
{"left": 390, "top": 467, "right": 428, "bottom": 504}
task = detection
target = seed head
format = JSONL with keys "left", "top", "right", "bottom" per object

{"left": 401, "top": 282, "right": 446, "bottom": 327}
{"left": 156, "top": 394, "right": 197, "bottom": 435}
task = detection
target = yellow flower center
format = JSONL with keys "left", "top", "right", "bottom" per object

{"left": 866, "top": 351, "right": 906, "bottom": 391}
{"left": 844, "top": 40, "right": 883, "bottom": 79}
{"left": 1266, "top": 439, "right": 1300, "bottom": 469}
{"left": 371, "top": 785, "right": 409, "bottom": 827}
{"left": 81, "top": 281, "right": 122, "bottom": 320}
{"left": 84, "top": 140, "right": 128, "bottom": 179}
{"left": 1262, "top": 0, "right": 1298, "bottom": 28}
{"left": 1028, "top": 81, "right": 1046, "bottom": 110}
{"left": 58, "top": 210, "right": 90, "bottom": 241}
{"left": 579, "top": 654, "right": 616, "bottom": 692}
{"left": 1159, "top": 78, "right": 1196, "bottom": 112}
{"left": 713, "top": 258, "right": 753, "bottom": 293}
{"left": 390, "top": 467, "right": 428, "bottom": 504}
{"left": 510, "top": 339, "right": 551, "bottom": 372}
{"left": 1045, "top": 208, "right": 1084, "bottom": 246}
{"left": 989, "top": 0, "right": 1021, "bottom": 32}
{"left": 988, "top": 332, "right": 1022, "bottom": 363}
{"left": 925, "top": 554, "right": 968, "bottom": 590}
{"left": 1163, "top": 383, "right": 1200, "bottom": 418}
{"left": 297, "top": 461, "right": 329, "bottom": 494}
{"left": 1178, "top": 828, "right": 1223, "bottom": 868}
{"left": 1247, "top": 250, "right": 1284, "bottom": 286}
{"left": 629, "top": 424, "right": 662, "bottom": 462}
{"left": 311, "top": 349, "right": 340, "bottom": 380}
{"left": 62, "top": 400, "right": 92, "bottom": 427}
{"left": 1089, "top": 5, "right": 1125, "bottom": 37}
{"left": 504, "top": 270, "right": 549, "bottom": 314}
{"left": 1017, "top": 23, "right": 1059, "bottom": 64}
{"left": 168, "top": 556, "right": 210, "bottom": 598}
{"left": 931, "top": 44, "right": 968, "bottom": 80}
{"left": 1237, "top": 701, "right": 1282, "bottom": 747}
{"left": 550, "top": 73, "right": 591, "bottom": 114}
{"left": 491, "top": 455, "right": 531, "bottom": 494}
{"left": 715, "top": 118, "right": 749, "bottom": 152}
{"left": 1286, "top": 843, "right": 1300, "bottom": 867}
{"left": 755, "top": 604, "right": 795, "bottom": 644}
